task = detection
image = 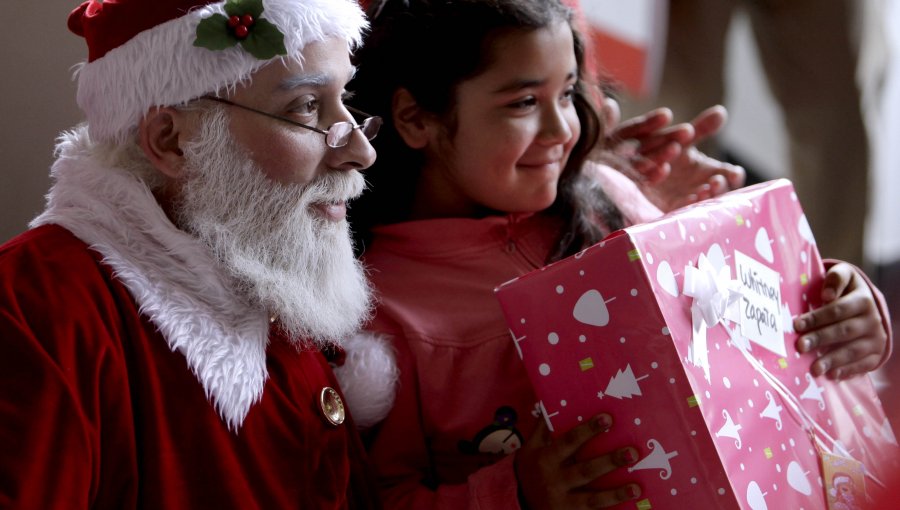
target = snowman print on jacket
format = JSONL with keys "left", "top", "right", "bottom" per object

{"left": 458, "top": 406, "right": 524, "bottom": 455}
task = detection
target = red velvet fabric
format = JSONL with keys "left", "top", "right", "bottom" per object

{"left": 68, "top": 0, "right": 218, "bottom": 62}
{"left": 0, "top": 225, "right": 379, "bottom": 509}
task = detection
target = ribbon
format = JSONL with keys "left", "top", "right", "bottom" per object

{"left": 731, "top": 335, "right": 885, "bottom": 489}
{"left": 683, "top": 253, "right": 743, "bottom": 328}
{"left": 682, "top": 254, "right": 744, "bottom": 382}
{"left": 680, "top": 254, "right": 884, "bottom": 489}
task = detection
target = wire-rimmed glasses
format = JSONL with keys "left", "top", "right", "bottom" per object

{"left": 201, "top": 96, "right": 382, "bottom": 148}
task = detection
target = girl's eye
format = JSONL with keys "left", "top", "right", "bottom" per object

{"left": 508, "top": 96, "right": 538, "bottom": 110}
{"left": 560, "top": 87, "right": 576, "bottom": 104}
{"left": 289, "top": 96, "right": 320, "bottom": 116}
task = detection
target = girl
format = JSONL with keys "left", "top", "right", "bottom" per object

{"left": 349, "top": 1, "right": 892, "bottom": 508}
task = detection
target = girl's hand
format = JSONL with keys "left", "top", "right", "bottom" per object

{"left": 603, "top": 101, "right": 746, "bottom": 212}
{"left": 603, "top": 101, "right": 692, "bottom": 184}
{"left": 794, "top": 263, "right": 888, "bottom": 380}
{"left": 515, "top": 413, "right": 641, "bottom": 509}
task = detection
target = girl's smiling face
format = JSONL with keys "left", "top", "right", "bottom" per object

{"left": 414, "top": 21, "right": 581, "bottom": 218}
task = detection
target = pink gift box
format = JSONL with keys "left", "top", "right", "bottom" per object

{"left": 495, "top": 179, "right": 899, "bottom": 508}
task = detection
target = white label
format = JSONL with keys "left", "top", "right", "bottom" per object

{"left": 734, "top": 250, "right": 786, "bottom": 356}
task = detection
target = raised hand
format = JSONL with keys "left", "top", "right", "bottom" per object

{"left": 602, "top": 99, "right": 746, "bottom": 212}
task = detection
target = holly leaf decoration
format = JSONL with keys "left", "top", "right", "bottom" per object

{"left": 194, "top": 13, "right": 240, "bottom": 51}
{"left": 239, "top": 18, "right": 287, "bottom": 60}
{"left": 193, "top": 0, "right": 286, "bottom": 60}
{"left": 224, "top": 0, "right": 264, "bottom": 19}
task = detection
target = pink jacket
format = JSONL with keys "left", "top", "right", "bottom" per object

{"left": 362, "top": 164, "right": 893, "bottom": 510}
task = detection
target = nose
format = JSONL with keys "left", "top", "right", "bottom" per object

{"left": 538, "top": 103, "right": 574, "bottom": 146}
{"left": 327, "top": 126, "right": 377, "bottom": 172}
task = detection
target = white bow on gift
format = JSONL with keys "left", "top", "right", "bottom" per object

{"left": 683, "top": 253, "right": 743, "bottom": 328}
{"left": 681, "top": 254, "right": 744, "bottom": 382}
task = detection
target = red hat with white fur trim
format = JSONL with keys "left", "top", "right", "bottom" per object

{"left": 67, "top": 0, "right": 367, "bottom": 143}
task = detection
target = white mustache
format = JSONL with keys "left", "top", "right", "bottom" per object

{"left": 301, "top": 170, "right": 366, "bottom": 205}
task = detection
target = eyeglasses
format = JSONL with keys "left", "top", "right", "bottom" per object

{"left": 201, "top": 96, "right": 382, "bottom": 148}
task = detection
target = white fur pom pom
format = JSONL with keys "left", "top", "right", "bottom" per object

{"left": 333, "top": 332, "right": 398, "bottom": 429}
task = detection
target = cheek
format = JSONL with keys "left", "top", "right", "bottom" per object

{"left": 239, "top": 129, "right": 321, "bottom": 185}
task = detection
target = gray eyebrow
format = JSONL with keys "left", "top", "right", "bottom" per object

{"left": 279, "top": 66, "right": 358, "bottom": 91}
{"left": 279, "top": 73, "right": 330, "bottom": 90}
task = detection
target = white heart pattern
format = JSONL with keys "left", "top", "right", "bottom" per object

{"left": 798, "top": 214, "right": 816, "bottom": 246}
{"left": 656, "top": 261, "right": 679, "bottom": 297}
{"left": 754, "top": 227, "right": 775, "bottom": 263}
{"left": 786, "top": 461, "right": 812, "bottom": 495}
{"left": 706, "top": 243, "right": 728, "bottom": 272}
{"left": 573, "top": 289, "right": 613, "bottom": 327}
{"left": 746, "top": 481, "right": 768, "bottom": 510}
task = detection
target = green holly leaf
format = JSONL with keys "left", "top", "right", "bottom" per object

{"left": 239, "top": 18, "right": 287, "bottom": 60}
{"left": 224, "top": 0, "right": 264, "bottom": 19}
{"left": 194, "top": 14, "right": 239, "bottom": 51}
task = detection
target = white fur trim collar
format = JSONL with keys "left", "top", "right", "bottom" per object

{"left": 32, "top": 129, "right": 268, "bottom": 430}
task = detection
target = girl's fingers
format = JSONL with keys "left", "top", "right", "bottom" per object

{"left": 796, "top": 312, "right": 882, "bottom": 352}
{"left": 793, "top": 288, "right": 873, "bottom": 334}
{"left": 601, "top": 96, "right": 621, "bottom": 129}
{"left": 820, "top": 263, "right": 854, "bottom": 303}
{"left": 814, "top": 348, "right": 884, "bottom": 380}
{"left": 633, "top": 124, "right": 694, "bottom": 154}
{"left": 551, "top": 414, "right": 614, "bottom": 463}
{"left": 573, "top": 483, "right": 642, "bottom": 509}
{"left": 636, "top": 140, "right": 683, "bottom": 167}
{"left": 688, "top": 105, "right": 727, "bottom": 143}
{"left": 611, "top": 108, "right": 672, "bottom": 140}
{"left": 562, "top": 446, "right": 639, "bottom": 488}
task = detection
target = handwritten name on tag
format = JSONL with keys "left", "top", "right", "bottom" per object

{"left": 734, "top": 250, "right": 786, "bottom": 357}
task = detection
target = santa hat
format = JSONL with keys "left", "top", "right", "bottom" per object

{"left": 67, "top": 0, "right": 367, "bottom": 143}
{"left": 833, "top": 474, "right": 851, "bottom": 487}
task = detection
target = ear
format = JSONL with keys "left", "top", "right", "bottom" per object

{"left": 138, "top": 106, "right": 191, "bottom": 179}
{"left": 392, "top": 88, "right": 433, "bottom": 149}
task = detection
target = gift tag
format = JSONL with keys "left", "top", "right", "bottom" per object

{"left": 821, "top": 450, "right": 866, "bottom": 510}
{"left": 734, "top": 250, "right": 787, "bottom": 357}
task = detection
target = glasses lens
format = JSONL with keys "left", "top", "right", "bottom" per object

{"left": 326, "top": 117, "right": 382, "bottom": 147}
{"left": 362, "top": 116, "right": 382, "bottom": 141}
{"left": 326, "top": 122, "right": 354, "bottom": 148}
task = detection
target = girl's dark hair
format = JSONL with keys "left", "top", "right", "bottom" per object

{"left": 350, "top": 0, "right": 624, "bottom": 262}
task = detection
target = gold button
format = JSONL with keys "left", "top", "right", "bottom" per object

{"left": 319, "top": 387, "right": 345, "bottom": 426}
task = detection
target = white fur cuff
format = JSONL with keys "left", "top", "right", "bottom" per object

{"left": 333, "top": 332, "right": 398, "bottom": 429}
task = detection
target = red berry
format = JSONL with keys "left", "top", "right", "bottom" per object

{"left": 227, "top": 15, "right": 240, "bottom": 28}
{"left": 234, "top": 24, "right": 249, "bottom": 39}
{"left": 241, "top": 14, "right": 254, "bottom": 26}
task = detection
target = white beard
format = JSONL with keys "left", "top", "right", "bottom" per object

{"left": 173, "top": 107, "right": 372, "bottom": 348}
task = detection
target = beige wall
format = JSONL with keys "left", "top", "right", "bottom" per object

{"left": 2, "top": 1, "right": 84, "bottom": 243}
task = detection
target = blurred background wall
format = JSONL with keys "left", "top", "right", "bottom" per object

{"left": 2, "top": 2, "right": 84, "bottom": 244}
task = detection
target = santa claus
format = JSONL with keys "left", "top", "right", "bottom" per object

{"left": 0, "top": 1, "right": 396, "bottom": 508}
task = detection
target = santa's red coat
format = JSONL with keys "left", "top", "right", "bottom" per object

{"left": 0, "top": 225, "right": 379, "bottom": 509}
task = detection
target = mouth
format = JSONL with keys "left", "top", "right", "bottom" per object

{"left": 518, "top": 160, "right": 562, "bottom": 173}
{"left": 312, "top": 201, "right": 348, "bottom": 221}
